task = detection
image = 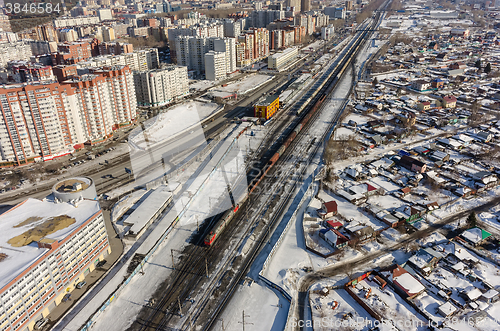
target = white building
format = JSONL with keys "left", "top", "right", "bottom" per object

{"left": 223, "top": 19, "right": 241, "bottom": 37}
{"left": 98, "top": 9, "right": 113, "bottom": 21}
{"left": 205, "top": 51, "right": 227, "bottom": 81}
{"left": 53, "top": 16, "right": 100, "bottom": 28}
{"left": 134, "top": 66, "right": 189, "bottom": 107}
{"left": 321, "top": 25, "right": 335, "bottom": 40}
{"left": 0, "top": 42, "right": 33, "bottom": 68}
{"left": 268, "top": 47, "right": 298, "bottom": 70}
{"left": 0, "top": 181, "right": 109, "bottom": 331}
{"left": 77, "top": 49, "right": 159, "bottom": 72}
{"left": 102, "top": 27, "right": 115, "bottom": 42}
{"left": 211, "top": 38, "right": 236, "bottom": 74}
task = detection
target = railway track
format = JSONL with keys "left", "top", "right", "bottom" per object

{"left": 127, "top": 12, "right": 381, "bottom": 331}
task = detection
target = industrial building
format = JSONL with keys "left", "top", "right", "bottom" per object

{"left": 124, "top": 185, "right": 173, "bottom": 240}
{"left": 0, "top": 178, "right": 109, "bottom": 331}
{"left": 254, "top": 95, "right": 279, "bottom": 119}
{"left": 268, "top": 47, "right": 298, "bottom": 70}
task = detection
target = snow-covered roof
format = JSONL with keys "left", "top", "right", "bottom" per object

{"left": 125, "top": 186, "right": 172, "bottom": 235}
{"left": 394, "top": 272, "right": 426, "bottom": 295}
{"left": 436, "top": 242, "right": 479, "bottom": 262}
{"left": 463, "top": 286, "right": 482, "bottom": 301}
{"left": 325, "top": 230, "right": 338, "bottom": 246}
{"left": 461, "top": 227, "right": 491, "bottom": 244}
{"left": 438, "top": 301, "right": 457, "bottom": 316}
{"left": 0, "top": 198, "right": 101, "bottom": 290}
{"left": 482, "top": 289, "right": 499, "bottom": 299}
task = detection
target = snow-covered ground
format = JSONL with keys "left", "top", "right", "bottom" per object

{"left": 129, "top": 101, "right": 220, "bottom": 151}
{"left": 209, "top": 74, "right": 273, "bottom": 96}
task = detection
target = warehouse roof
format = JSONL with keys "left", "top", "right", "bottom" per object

{"left": 256, "top": 94, "right": 279, "bottom": 107}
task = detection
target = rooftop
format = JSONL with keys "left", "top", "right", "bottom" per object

{"left": 0, "top": 198, "right": 101, "bottom": 290}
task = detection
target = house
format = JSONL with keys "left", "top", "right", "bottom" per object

{"left": 413, "top": 146, "right": 430, "bottom": 155}
{"left": 476, "top": 131, "right": 493, "bottom": 143}
{"left": 438, "top": 302, "right": 457, "bottom": 318}
{"left": 400, "top": 187, "right": 411, "bottom": 196}
{"left": 325, "top": 220, "right": 343, "bottom": 229}
{"left": 460, "top": 286, "right": 483, "bottom": 302}
{"left": 417, "top": 101, "right": 431, "bottom": 111}
{"left": 381, "top": 264, "right": 426, "bottom": 299}
{"left": 429, "top": 150, "right": 450, "bottom": 162}
{"left": 399, "top": 155, "right": 427, "bottom": 173}
{"left": 453, "top": 186, "right": 475, "bottom": 198}
{"left": 393, "top": 205, "right": 426, "bottom": 224}
{"left": 436, "top": 241, "right": 479, "bottom": 264}
{"left": 349, "top": 225, "right": 375, "bottom": 242}
{"left": 407, "top": 248, "right": 443, "bottom": 276}
{"left": 452, "top": 133, "right": 474, "bottom": 146}
{"left": 447, "top": 68, "right": 465, "bottom": 77}
{"left": 320, "top": 228, "right": 349, "bottom": 249}
{"left": 448, "top": 61, "right": 467, "bottom": 70}
{"left": 436, "top": 52, "right": 449, "bottom": 61}
{"left": 428, "top": 41, "right": 439, "bottom": 50}
{"left": 460, "top": 227, "right": 492, "bottom": 247}
{"left": 319, "top": 201, "right": 338, "bottom": 219}
{"left": 431, "top": 78, "right": 445, "bottom": 89}
{"left": 441, "top": 95, "right": 457, "bottom": 108}
{"left": 481, "top": 289, "right": 500, "bottom": 304}
{"left": 411, "top": 79, "right": 431, "bottom": 91}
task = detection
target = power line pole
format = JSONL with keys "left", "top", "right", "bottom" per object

{"left": 239, "top": 310, "right": 253, "bottom": 331}
{"left": 205, "top": 257, "right": 209, "bottom": 278}
{"left": 177, "top": 296, "right": 183, "bottom": 317}
{"left": 171, "top": 249, "right": 175, "bottom": 270}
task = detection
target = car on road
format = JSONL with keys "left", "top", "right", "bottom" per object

{"left": 34, "top": 318, "right": 49, "bottom": 330}
{"left": 76, "top": 281, "right": 87, "bottom": 289}
{"left": 96, "top": 260, "right": 107, "bottom": 268}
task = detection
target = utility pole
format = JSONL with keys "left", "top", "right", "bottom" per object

{"left": 218, "top": 318, "right": 226, "bottom": 331}
{"left": 239, "top": 310, "right": 253, "bottom": 331}
{"left": 177, "top": 296, "right": 183, "bottom": 317}
{"left": 205, "top": 257, "right": 209, "bottom": 278}
{"left": 171, "top": 249, "right": 175, "bottom": 270}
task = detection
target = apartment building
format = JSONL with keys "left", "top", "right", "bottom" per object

{"left": 134, "top": 66, "right": 188, "bottom": 107}
{"left": 51, "top": 42, "right": 92, "bottom": 65}
{"left": 0, "top": 83, "right": 80, "bottom": 165}
{"left": 210, "top": 38, "right": 236, "bottom": 74}
{"left": 0, "top": 185, "right": 109, "bottom": 331}
{"left": 53, "top": 16, "right": 100, "bottom": 28}
{"left": 8, "top": 62, "right": 55, "bottom": 83}
{"left": 205, "top": 51, "right": 226, "bottom": 81}
{"left": 268, "top": 46, "right": 298, "bottom": 70}
{"left": 0, "top": 42, "right": 33, "bottom": 69}
{"left": 62, "top": 65, "right": 136, "bottom": 143}
{"left": 76, "top": 49, "right": 159, "bottom": 71}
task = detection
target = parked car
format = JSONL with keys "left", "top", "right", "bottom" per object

{"left": 34, "top": 318, "right": 49, "bottom": 330}
{"left": 76, "top": 281, "right": 87, "bottom": 289}
{"left": 62, "top": 294, "right": 71, "bottom": 302}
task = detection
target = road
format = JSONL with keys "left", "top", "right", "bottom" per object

{"left": 294, "top": 191, "right": 500, "bottom": 330}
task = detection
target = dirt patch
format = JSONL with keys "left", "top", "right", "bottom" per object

{"left": 13, "top": 216, "right": 43, "bottom": 228}
{"left": 8, "top": 215, "right": 76, "bottom": 247}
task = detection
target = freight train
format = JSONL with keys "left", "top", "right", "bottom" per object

{"left": 204, "top": 15, "right": 380, "bottom": 246}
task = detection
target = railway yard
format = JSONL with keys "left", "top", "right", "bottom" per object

{"left": 8, "top": 0, "right": 500, "bottom": 330}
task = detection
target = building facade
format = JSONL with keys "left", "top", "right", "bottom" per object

{"left": 205, "top": 51, "right": 226, "bottom": 81}
{"left": 134, "top": 66, "right": 189, "bottom": 107}
{"left": 0, "top": 192, "right": 109, "bottom": 331}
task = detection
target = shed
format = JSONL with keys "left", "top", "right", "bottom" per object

{"left": 437, "top": 301, "right": 457, "bottom": 317}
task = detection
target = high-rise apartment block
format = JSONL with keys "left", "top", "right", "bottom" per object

{"left": 134, "top": 66, "right": 188, "bottom": 107}
{"left": 62, "top": 66, "right": 136, "bottom": 143}
{"left": 0, "top": 183, "right": 109, "bottom": 331}
{"left": 205, "top": 51, "right": 227, "bottom": 81}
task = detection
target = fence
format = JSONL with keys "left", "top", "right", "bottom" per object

{"left": 79, "top": 126, "right": 248, "bottom": 331}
